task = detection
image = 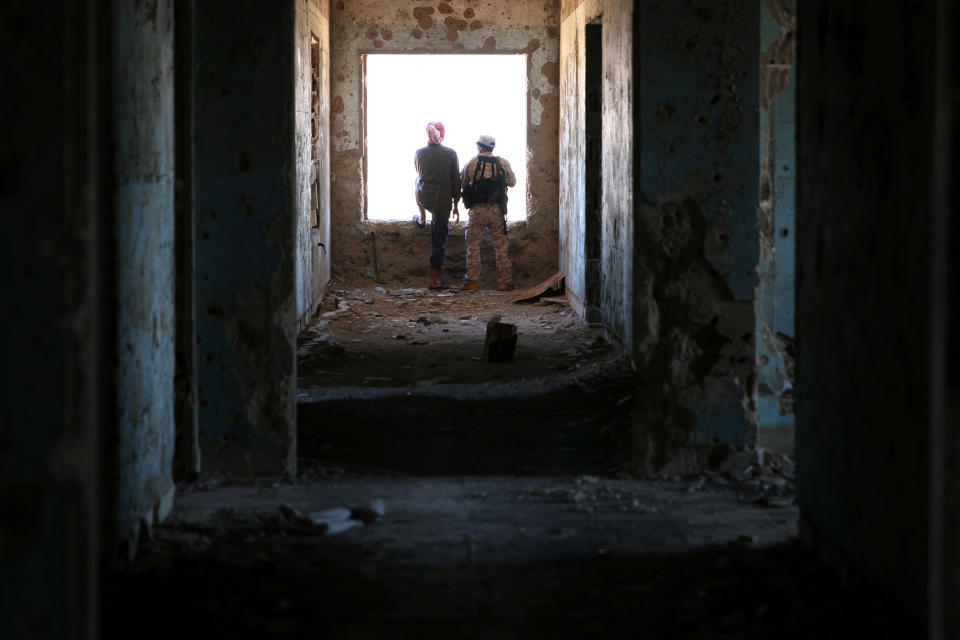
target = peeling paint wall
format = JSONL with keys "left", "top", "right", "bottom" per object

{"left": 195, "top": 1, "right": 298, "bottom": 477}
{"left": 296, "top": 0, "right": 333, "bottom": 329}
{"left": 330, "top": 0, "right": 560, "bottom": 287}
{"left": 0, "top": 2, "right": 101, "bottom": 636}
{"left": 633, "top": 0, "right": 760, "bottom": 469}
{"left": 106, "top": 0, "right": 178, "bottom": 562}
{"left": 796, "top": 0, "right": 936, "bottom": 619}
{"left": 558, "top": 0, "right": 602, "bottom": 319}
{"left": 755, "top": 0, "right": 795, "bottom": 450}
{"left": 561, "top": 0, "right": 760, "bottom": 474}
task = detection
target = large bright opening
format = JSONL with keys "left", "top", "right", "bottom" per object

{"left": 365, "top": 54, "right": 528, "bottom": 222}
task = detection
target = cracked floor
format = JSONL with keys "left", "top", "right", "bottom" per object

{"left": 102, "top": 285, "right": 924, "bottom": 639}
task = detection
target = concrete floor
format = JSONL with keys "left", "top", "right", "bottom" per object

{"left": 102, "top": 286, "right": 923, "bottom": 638}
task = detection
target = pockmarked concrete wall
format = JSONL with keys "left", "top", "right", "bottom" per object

{"left": 0, "top": 3, "right": 102, "bottom": 637}
{"left": 796, "top": 0, "right": 936, "bottom": 619}
{"left": 195, "top": 1, "right": 298, "bottom": 478}
{"left": 330, "top": 0, "right": 561, "bottom": 288}
{"left": 755, "top": 0, "right": 795, "bottom": 445}
{"left": 561, "top": 0, "right": 760, "bottom": 474}
{"left": 108, "top": 0, "right": 177, "bottom": 561}
{"left": 296, "top": 0, "right": 333, "bottom": 329}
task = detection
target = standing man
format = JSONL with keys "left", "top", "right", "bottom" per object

{"left": 459, "top": 134, "right": 516, "bottom": 292}
{"left": 414, "top": 121, "right": 460, "bottom": 290}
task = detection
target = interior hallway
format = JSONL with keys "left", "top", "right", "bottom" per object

{"left": 2, "top": 0, "right": 958, "bottom": 637}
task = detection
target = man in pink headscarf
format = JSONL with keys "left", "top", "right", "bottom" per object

{"left": 414, "top": 121, "right": 461, "bottom": 289}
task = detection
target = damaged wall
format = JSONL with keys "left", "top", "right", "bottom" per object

{"left": 296, "top": 0, "right": 333, "bottom": 329}
{"left": 0, "top": 2, "right": 102, "bottom": 636}
{"left": 754, "top": 0, "right": 795, "bottom": 450}
{"left": 561, "top": 0, "right": 760, "bottom": 474}
{"left": 329, "top": 0, "right": 561, "bottom": 288}
{"left": 105, "top": 0, "right": 177, "bottom": 562}
{"left": 195, "top": 1, "right": 298, "bottom": 477}
{"left": 796, "top": 0, "right": 937, "bottom": 620}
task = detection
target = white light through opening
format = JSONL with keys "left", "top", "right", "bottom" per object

{"left": 365, "top": 54, "right": 528, "bottom": 222}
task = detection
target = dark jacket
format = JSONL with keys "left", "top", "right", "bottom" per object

{"left": 414, "top": 143, "right": 460, "bottom": 212}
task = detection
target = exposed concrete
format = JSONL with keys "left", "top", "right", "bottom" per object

{"left": 755, "top": 0, "right": 795, "bottom": 446}
{"left": 796, "top": 0, "right": 938, "bottom": 621}
{"left": 296, "top": 0, "right": 333, "bottom": 331}
{"left": 106, "top": 0, "right": 178, "bottom": 563}
{"left": 560, "top": 0, "right": 760, "bottom": 475}
{"left": 194, "top": 1, "right": 299, "bottom": 478}
{"left": 330, "top": 0, "right": 560, "bottom": 288}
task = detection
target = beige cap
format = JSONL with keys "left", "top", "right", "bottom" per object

{"left": 477, "top": 134, "right": 496, "bottom": 149}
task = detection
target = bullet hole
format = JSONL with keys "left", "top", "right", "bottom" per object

{"left": 373, "top": 40, "right": 383, "bottom": 48}
{"left": 662, "top": 142, "right": 676, "bottom": 156}
{"left": 712, "top": 172, "right": 723, "bottom": 184}
{"left": 365, "top": 27, "right": 377, "bottom": 40}
{"left": 234, "top": 151, "right": 251, "bottom": 173}
{"left": 206, "top": 305, "right": 224, "bottom": 317}
{"left": 741, "top": 333, "right": 752, "bottom": 342}
{"left": 782, "top": 165, "right": 790, "bottom": 172}
{"left": 202, "top": 274, "right": 209, "bottom": 281}
{"left": 463, "top": 8, "right": 475, "bottom": 18}
{"left": 684, "top": 37, "right": 699, "bottom": 52}
{"left": 205, "top": 352, "right": 215, "bottom": 363}
{"left": 201, "top": 231, "right": 210, "bottom": 240}
{"left": 438, "top": 2, "right": 453, "bottom": 14}
{"left": 658, "top": 102, "right": 677, "bottom": 119}
{"left": 709, "top": 93, "right": 722, "bottom": 105}
{"left": 209, "top": 210, "right": 217, "bottom": 219}
{"left": 779, "top": 228, "right": 790, "bottom": 238}
{"left": 694, "top": 114, "right": 708, "bottom": 125}
{"left": 382, "top": 29, "right": 393, "bottom": 40}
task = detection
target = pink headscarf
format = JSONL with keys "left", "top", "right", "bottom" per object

{"left": 426, "top": 121, "right": 445, "bottom": 145}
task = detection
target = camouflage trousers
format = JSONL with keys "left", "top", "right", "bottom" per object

{"left": 464, "top": 204, "right": 512, "bottom": 285}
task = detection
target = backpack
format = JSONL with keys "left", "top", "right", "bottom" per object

{"left": 461, "top": 156, "right": 507, "bottom": 211}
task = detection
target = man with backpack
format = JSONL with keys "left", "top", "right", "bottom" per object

{"left": 458, "top": 134, "right": 516, "bottom": 292}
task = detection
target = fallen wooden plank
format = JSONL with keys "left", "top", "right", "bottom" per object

{"left": 512, "top": 272, "right": 565, "bottom": 303}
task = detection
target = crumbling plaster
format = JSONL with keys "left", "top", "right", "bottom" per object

{"left": 754, "top": 0, "right": 795, "bottom": 442}
{"left": 108, "top": 0, "right": 178, "bottom": 561}
{"left": 329, "top": 0, "right": 561, "bottom": 287}
{"left": 559, "top": 0, "right": 760, "bottom": 475}
{"left": 296, "top": 0, "right": 332, "bottom": 330}
{"left": 194, "top": 1, "right": 298, "bottom": 478}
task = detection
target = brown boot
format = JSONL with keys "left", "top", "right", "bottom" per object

{"left": 459, "top": 280, "right": 477, "bottom": 292}
{"left": 428, "top": 268, "right": 448, "bottom": 290}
